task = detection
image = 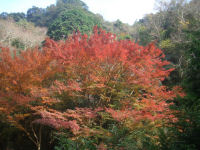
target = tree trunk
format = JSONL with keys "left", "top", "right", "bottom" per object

{"left": 37, "top": 143, "right": 41, "bottom": 150}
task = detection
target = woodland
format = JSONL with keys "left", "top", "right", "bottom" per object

{"left": 0, "top": 0, "right": 200, "bottom": 149}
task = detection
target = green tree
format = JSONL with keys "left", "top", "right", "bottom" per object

{"left": 0, "top": 12, "right": 26, "bottom": 22}
{"left": 9, "top": 13, "right": 26, "bottom": 22}
{"left": 27, "top": 6, "right": 45, "bottom": 26}
{"left": 56, "top": 0, "right": 88, "bottom": 10}
{"left": 47, "top": 9, "right": 101, "bottom": 40}
{"left": 26, "top": 0, "right": 89, "bottom": 27}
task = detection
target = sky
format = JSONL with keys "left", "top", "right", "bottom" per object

{"left": 0, "top": 0, "right": 156, "bottom": 25}
{"left": 82, "top": 0, "right": 156, "bottom": 25}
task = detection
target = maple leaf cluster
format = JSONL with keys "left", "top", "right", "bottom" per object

{"left": 40, "top": 27, "right": 184, "bottom": 133}
{"left": 0, "top": 27, "right": 185, "bottom": 146}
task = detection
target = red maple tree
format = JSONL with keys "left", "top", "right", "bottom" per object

{"left": 0, "top": 27, "right": 185, "bottom": 149}
{"left": 36, "top": 27, "right": 184, "bottom": 137}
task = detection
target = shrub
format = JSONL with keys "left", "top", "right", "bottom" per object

{"left": 11, "top": 38, "right": 25, "bottom": 50}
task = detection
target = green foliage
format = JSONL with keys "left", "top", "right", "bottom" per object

{"left": 11, "top": 38, "right": 25, "bottom": 50}
{"left": 16, "top": 19, "right": 35, "bottom": 30}
{"left": 0, "top": 12, "right": 25, "bottom": 22}
{"left": 54, "top": 126, "right": 185, "bottom": 150}
{"left": 118, "top": 33, "right": 131, "bottom": 40}
{"left": 27, "top": 6, "right": 45, "bottom": 26}
{"left": 54, "top": 134, "right": 98, "bottom": 150}
{"left": 103, "top": 125, "right": 160, "bottom": 150}
{"left": 0, "top": 12, "right": 8, "bottom": 19}
{"left": 8, "top": 13, "right": 26, "bottom": 22}
{"left": 26, "top": 0, "right": 89, "bottom": 27}
{"left": 56, "top": 0, "right": 88, "bottom": 10}
{"left": 159, "top": 39, "right": 175, "bottom": 49}
{"left": 136, "top": 23, "right": 153, "bottom": 46}
{"left": 114, "top": 19, "right": 123, "bottom": 30}
{"left": 160, "top": 18, "right": 200, "bottom": 150}
{"left": 185, "top": 29, "right": 200, "bottom": 96}
{"left": 177, "top": 22, "right": 200, "bottom": 149}
{"left": 47, "top": 9, "right": 101, "bottom": 40}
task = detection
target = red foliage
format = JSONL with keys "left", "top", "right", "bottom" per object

{"left": 0, "top": 27, "right": 185, "bottom": 140}
{"left": 0, "top": 46, "right": 56, "bottom": 93}
{"left": 38, "top": 27, "right": 184, "bottom": 133}
{"left": 0, "top": 45, "right": 57, "bottom": 135}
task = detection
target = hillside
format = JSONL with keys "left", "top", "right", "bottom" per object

{"left": 0, "top": 18, "right": 47, "bottom": 49}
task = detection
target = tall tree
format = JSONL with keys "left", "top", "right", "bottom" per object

{"left": 27, "top": 6, "right": 45, "bottom": 26}
{"left": 47, "top": 9, "right": 101, "bottom": 40}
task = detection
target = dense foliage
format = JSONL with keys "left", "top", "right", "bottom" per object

{"left": 131, "top": 1, "right": 200, "bottom": 149}
{"left": 174, "top": 20, "right": 200, "bottom": 149}
{"left": 0, "top": 0, "right": 200, "bottom": 149}
{"left": 47, "top": 9, "right": 101, "bottom": 40}
{"left": 26, "top": 0, "right": 88, "bottom": 27}
{"left": 0, "top": 27, "right": 184, "bottom": 149}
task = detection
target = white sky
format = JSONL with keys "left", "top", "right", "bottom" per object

{"left": 82, "top": 0, "right": 156, "bottom": 25}
{"left": 0, "top": 0, "right": 56, "bottom": 13}
{"left": 0, "top": 0, "right": 156, "bottom": 25}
